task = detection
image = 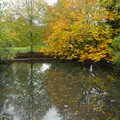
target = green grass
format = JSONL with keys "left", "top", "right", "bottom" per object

{"left": 9, "top": 45, "right": 46, "bottom": 53}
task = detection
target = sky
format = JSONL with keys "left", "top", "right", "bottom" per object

{"left": 4, "top": 0, "right": 58, "bottom": 5}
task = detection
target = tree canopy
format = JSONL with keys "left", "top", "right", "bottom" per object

{"left": 0, "top": 0, "right": 120, "bottom": 63}
{"left": 43, "top": 0, "right": 115, "bottom": 62}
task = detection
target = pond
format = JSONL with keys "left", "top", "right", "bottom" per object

{"left": 0, "top": 61, "right": 120, "bottom": 120}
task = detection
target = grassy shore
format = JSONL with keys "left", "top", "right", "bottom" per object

{"left": 10, "top": 45, "right": 45, "bottom": 53}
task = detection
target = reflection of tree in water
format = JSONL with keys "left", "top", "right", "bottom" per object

{"left": 0, "top": 64, "right": 12, "bottom": 113}
{"left": 44, "top": 62, "right": 120, "bottom": 120}
{"left": 0, "top": 62, "right": 120, "bottom": 120}
{"left": 0, "top": 63, "right": 51, "bottom": 120}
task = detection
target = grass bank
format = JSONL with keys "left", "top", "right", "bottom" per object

{"left": 10, "top": 45, "right": 46, "bottom": 53}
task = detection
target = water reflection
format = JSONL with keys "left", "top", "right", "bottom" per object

{"left": 42, "top": 106, "right": 63, "bottom": 120}
{"left": 44, "top": 62, "right": 120, "bottom": 120}
{"left": 0, "top": 62, "right": 120, "bottom": 120}
{"left": 0, "top": 63, "right": 51, "bottom": 120}
{"left": 40, "top": 63, "right": 51, "bottom": 73}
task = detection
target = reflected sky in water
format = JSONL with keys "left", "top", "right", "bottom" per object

{"left": 0, "top": 61, "right": 120, "bottom": 120}
{"left": 42, "top": 106, "right": 63, "bottom": 120}
{"left": 40, "top": 63, "right": 51, "bottom": 73}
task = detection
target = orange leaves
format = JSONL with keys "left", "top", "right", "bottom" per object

{"left": 52, "top": 19, "right": 69, "bottom": 31}
{"left": 44, "top": 0, "right": 113, "bottom": 62}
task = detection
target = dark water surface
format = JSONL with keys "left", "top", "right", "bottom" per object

{"left": 0, "top": 61, "right": 120, "bottom": 120}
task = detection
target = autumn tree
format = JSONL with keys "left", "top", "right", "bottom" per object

{"left": 100, "top": 0, "right": 120, "bottom": 63}
{"left": 44, "top": 0, "right": 113, "bottom": 62}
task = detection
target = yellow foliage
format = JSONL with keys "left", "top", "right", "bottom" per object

{"left": 44, "top": 0, "right": 113, "bottom": 62}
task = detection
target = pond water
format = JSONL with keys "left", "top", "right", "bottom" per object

{"left": 0, "top": 61, "right": 120, "bottom": 120}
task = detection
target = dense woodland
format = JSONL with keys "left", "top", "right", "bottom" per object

{"left": 0, "top": 0, "right": 120, "bottom": 64}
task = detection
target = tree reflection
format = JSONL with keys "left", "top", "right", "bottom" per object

{"left": 44, "top": 62, "right": 120, "bottom": 120}
{"left": 0, "top": 62, "right": 119, "bottom": 120}
{"left": 0, "top": 63, "right": 51, "bottom": 120}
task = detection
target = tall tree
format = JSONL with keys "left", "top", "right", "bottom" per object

{"left": 6, "top": 0, "right": 46, "bottom": 52}
{"left": 0, "top": 0, "right": 16, "bottom": 60}
{"left": 44, "top": 0, "right": 113, "bottom": 62}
